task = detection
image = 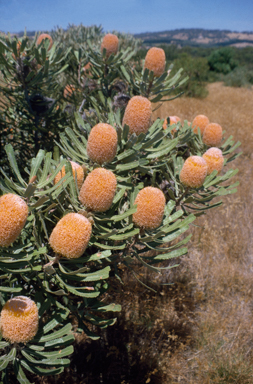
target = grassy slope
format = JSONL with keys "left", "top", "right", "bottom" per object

{"left": 30, "top": 83, "right": 253, "bottom": 384}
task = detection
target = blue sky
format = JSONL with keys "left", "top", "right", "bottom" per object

{"left": 1, "top": 0, "right": 253, "bottom": 34}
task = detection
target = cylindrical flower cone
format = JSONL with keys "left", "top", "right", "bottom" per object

{"left": 180, "top": 156, "right": 208, "bottom": 189}
{"left": 49, "top": 213, "right": 92, "bottom": 259}
{"left": 192, "top": 115, "right": 209, "bottom": 135}
{"left": 144, "top": 47, "right": 166, "bottom": 77}
{"left": 203, "top": 123, "right": 223, "bottom": 147}
{"left": 36, "top": 33, "right": 53, "bottom": 50}
{"left": 79, "top": 168, "right": 117, "bottom": 212}
{"left": 133, "top": 187, "right": 166, "bottom": 229}
{"left": 0, "top": 193, "right": 28, "bottom": 247}
{"left": 87, "top": 123, "right": 118, "bottom": 165}
{"left": 54, "top": 161, "right": 84, "bottom": 190}
{"left": 202, "top": 147, "right": 224, "bottom": 175}
{"left": 101, "top": 34, "right": 119, "bottom": 58}
{"left": 0, "top": 296, "right": 39, "bottom": 344}
{"left": 122, "top": 96, "right": 152, "bottom": 136}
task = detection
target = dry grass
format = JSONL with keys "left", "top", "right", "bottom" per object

{"left": 28, "top": 83, "right": 253, "bottom": 383}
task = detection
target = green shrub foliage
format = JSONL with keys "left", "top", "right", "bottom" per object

{"left": 0, "top": 26, "right": 241, "bottom": 383}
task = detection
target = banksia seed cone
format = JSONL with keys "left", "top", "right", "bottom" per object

{"left": 203, "top": 147, "right": 224, "bottom": 175}
{"left": 101, "top": 34, "right": 119, "bottom": 58}
{"left": 133, "top": 187, "right": 166, "bottom": 229}
{"left": 203, "top": 123, "right": 223, "bottom": 147}
{"left": 192, "top": 114, "right": 209, "bottom": 135}
{"left": 122, "top": 96, "right": 152, "bottom": 136}
{"left": 36, "top": 33, "right": 53, "bottom": 50}
{"left": 64, "top": 85, "right": 75, "bottom": 98}
{"left": 79, "top": 168, "right": 117, "bottom": 212}
{"left": 54, "top": 161, "right": 84, "bottom": 190}
{"left": 49, "top": 213, "right": 92, "bottom": 259}
{"left": 0, "top": 296, "right": 39, "bottom": 344}
{"left": 144, "top": 47, "right": 166, "bottom": 77}
{"left": 180, "top": 156, "right": 208, "bottom": 189}
{"left": 0, "top": 193, "right": 28, "bottom": 247}
{"left": 87, "top": 123, "right": 118, "bottom": 164}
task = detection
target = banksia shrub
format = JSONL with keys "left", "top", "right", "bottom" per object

{"left": 0, "top": 296, "right": 39, "bottom": 344}
{"left": 203, "top": 122, "right": 223, "bottom": 147}
{"left": 144, "top": 47, "right": 166, "bottom": 77}
{"left": 49, "top": 213, "right": 92, "bottom": 259}
{"left": 133, "top": 187, "right": 166, "bottom": 229}
{"left": 36, "top": 33, "right": 53, "bottom": 50}
{"left": 122, "top": 96, "right": 152, "bottom": 135}
{"left": 203, "top": 147, "right": 224, "bottom": 175}
{"left": 54, "top": 161, "right": 84, "bottom": 189}
{"left": 87, "top": 123, "right": 118, "bottom": 164}
{"left": 180, "top": 156, "right": 208, "bottom": 189}
{"left": 0, "top": 193, "right": 28, "bottom": 247}
{"left": 192, "top": 114, "right": 209, "bottom": 134}
{"left": 79, "top": 168, "right": 117, "bottom": 212}
{"left": 101, "top": 33, "right": 119, "bottom": 58}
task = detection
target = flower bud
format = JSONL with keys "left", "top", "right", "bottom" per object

{"left": 0, "top": 296, "right": 39, "bottom": 344}
{"left": 54, "top": 161, "right": 84, "bottom": 190}
{"left": 133, "top": 187, "right": 166, "bottom": 229}
{"left": 144, "top": 47, "right": 166, "bottom": 77}
{"left": 49, "top": 213, "right": 92, "bottom": 259}
{"left": 122, "top": 96, "right": 152, "bottom": 136}
{"left": 202, "top": 147, "right": 224, "bottom": 175}
{"left": 180, "top": 156, "right": 208, "bottom": 189}
{"left": 192, "top": 115, "right": 209, "bottom": 134}
{"left": 0, "top": 193, "right": 28, "bottom": 247}
{"left": 36, "top": 33, "right": 53, "bottom": 50}
{"left": 87, "top": 123, "right": 118, "bottom": 165}
{"left": 101, "top": 34, "right": 119, "bottom": 58}
{"left": 79, "top": 168, "right": 117, "bottom": 212}
{"left": 203, "top": 123, "right": 223, "bottom": 147}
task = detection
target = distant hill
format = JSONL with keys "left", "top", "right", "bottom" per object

{"left": 134, "top": 28, "right": 253, "bottom": 48}
{"left": 1, "top": 28, "right": 253, "bottom": 48}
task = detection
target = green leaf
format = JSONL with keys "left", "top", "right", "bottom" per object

{"left": 13, "top": 359, "right": 31, "bottom": 384}
{"left": 5, "top": 144, "right": 26, "bottom": 186}
{"left": 153, "top": 247, "right": 188, "bottom": 260}
{"left": 21, "top": 360, "right": 64, "bottom": 376}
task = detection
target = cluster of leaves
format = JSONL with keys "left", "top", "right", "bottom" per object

{"left": 0, "top": 25, "right": 241, "bottom": 383}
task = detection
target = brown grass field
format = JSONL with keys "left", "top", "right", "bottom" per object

{"left": 8, "top": 82, "right": 253, "bottom": 383}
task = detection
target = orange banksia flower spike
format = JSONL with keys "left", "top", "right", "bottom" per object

{"left": 133, "top": 187, "right": 166, "bottom": 229}
{"left": 101, "top": 33, "right": 119, "bottom": 58}
{"left": 63, "top": 84, "right": 75, "bottom": 98}
{"left": 36, "top": 33, "right": 53, "bottom": 50}
{"left": 79, "top": 168, "right": 117, "bottom": 212}
{"left": 54, "top": 161, "right": 84, "bottom": 190}
{"left": 0, "top": 193, "right": 28, "bottom": 247}
{"left": 87, "top": 123, "right": 118, "bottom": 165}
{"left": 180, "top": 156, "right": 208, "bottom": 189}
{"left": 122, "top": 96, "right": 152, "bottom": 136}
{"left": 192, "top": 114, "right": 210, "bottom": 135}
{"left": 144, "top": 47, "right": 166, "bottom": 77}
{"left": 202, "top": 147, "right": 224, "bottom": 175}
{"left": 203, "top": 123, "right": 223, "bottom": 147}
{"left": 163, "top": 116, "right": 181, "bottom": 131}
{"left": 0, "top": 296, "right": 39, "bottom": 344}
{"left": 49, "top": 213, "right": 92, "bottom": 259}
